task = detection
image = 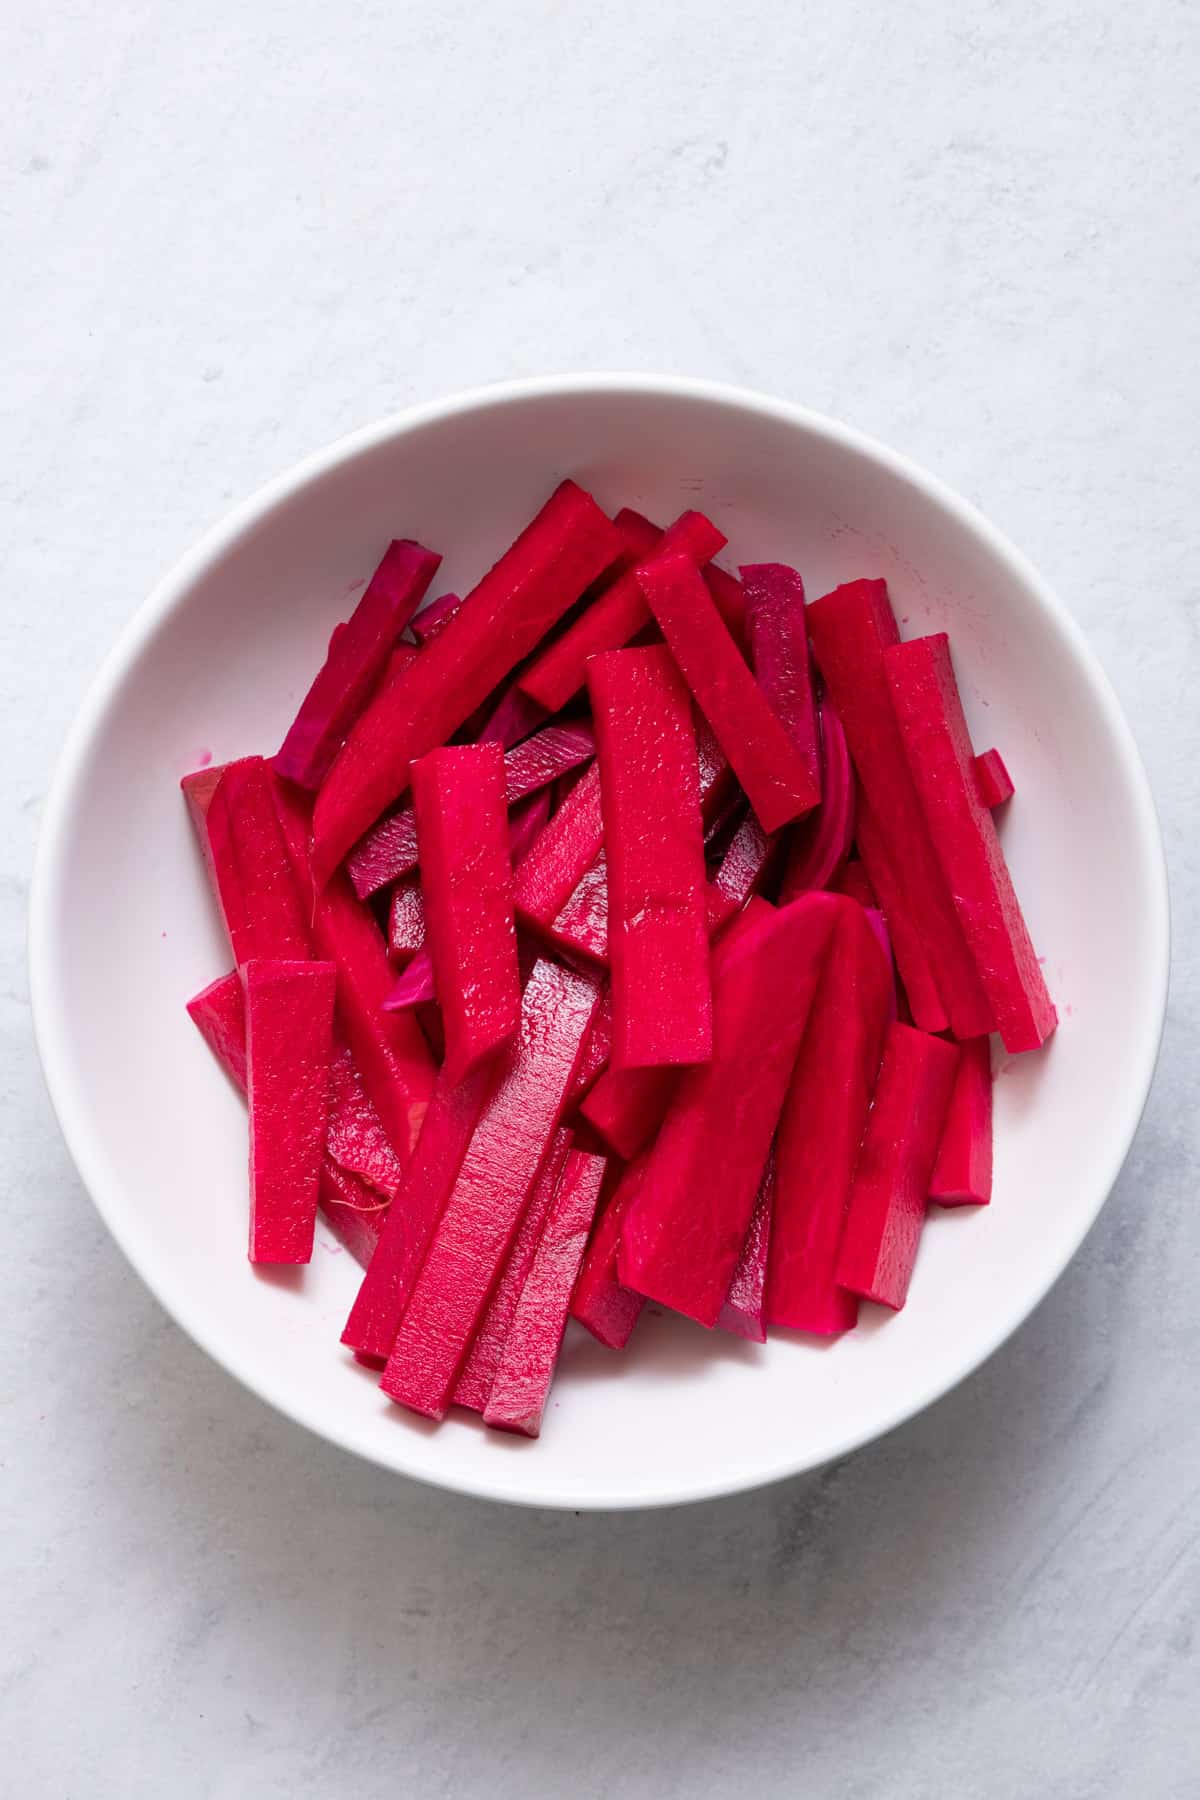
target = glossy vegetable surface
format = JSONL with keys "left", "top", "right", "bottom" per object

{"left": 589, "top": 647, "right": 711, "bottom": 1069}
{"left": 641, "top": 555, "right": 820, "bottom": 832}
{"left": 834, "top": 1023, "right": 959, "bottom": 1310}
{"left": 275, "top": 539, "right": 439, "bottom": 789}
{"left": 411, "top": 744, "right": 520, "bottom": 1083}
{"left": 312, "top": 481, "right": 621, "bottom": 883}
{"left": 618, "top": 896, "right": 840, "bottom": 1326}
{"left": 807, "top": 580, "right": 993, "bottom": 1039}
{"left": 242, "top": 959, "right": 336, "bottom": 1263}
{"left": 381, "top": 958, "right": 602, "bottom": 1417}
{"left": 485, "top": 1149, "right": 608, "bottom": 1436}
{"left": 886, "top": 633, "right": 1056, "bottom": 1052}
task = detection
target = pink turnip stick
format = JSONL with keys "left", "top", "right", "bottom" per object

{"left": 348, "top": 722, "right": 594, "bottom": 899}
{"left": 452, "top": 1129, "right": 574, "bottom": 1412}
{"left": 242, "top": 959, "right": 336, "bottom": 1263}
{"left": 618, "top": 895, "right": 841, "bottom": 1327}
{"left": 974, "top": 747, "right": 1015, "bottom": 810}
{"left": 410, "top": 744, "right": 520, "bottom": 1083}
{"left": 765, "top": 902, "right": 892, "bottom": 1334}
{"left": 186, "top": 970, "right": 390, "bottom": 1268}
{"left": 190, "top": 757, "right": 312, "bottom": 966}
{"left": 570, "top": 1154, "right": 649, "bottom": 1349}
{"left": 834, "top": 1023, "right": 959, "bottom": 1309}
{"left": 340, "top": 1062, "right": 498, "bottom": 1365}
{"left": 742, "top": 562, "right": 820, "bottom": 797}
{"left": 588, "top": 647, "right": 711, "bottom": 1069}
{"left": 381, "top": 958, "right": 602, "bottom": 1418}
{"left": 930, "top": 1035, "right": 994, "bottom": 1207}
{"left": 885, "top": 633, "right": 1056, "bottom": 1052}
{"left": 640, "top": 554, "right": 821, "bottom": 832}
{"left": 410, "top": 590, "right": 463, "bottom": 645}
{"left": 273, "top": 776, "right": 435, "bottom": 1163}
{"left": 311, "top": 481, "right": 622, "bottom": 883}
{"left": 513, "top": 761, "right": 605, "bottom": 930}
{"left": 274, "top": 539, "right": 440, "bottom": 789}
{"left": 484, "top": 1149, "right": 608, "bottom": 1436}
{"left": 806, "top": 581, "right": 993, "bottom": 1038}
{"left": 519, "top": 510, "right": 726, "bottom": 712}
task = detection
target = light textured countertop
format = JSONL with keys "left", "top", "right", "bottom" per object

{"left": 3, "top": 3, "right": 1197, "bottom": 1795}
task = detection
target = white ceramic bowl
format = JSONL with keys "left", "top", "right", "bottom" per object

{"left": 30, "top": 375, "right": 1168, "bottom": 1510}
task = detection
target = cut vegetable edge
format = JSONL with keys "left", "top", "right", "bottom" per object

{"left": 833, "top": 1022, "right": 959, "bottom": 1310}
{"left": 484, "top": 1148, "right": 609, "bottom": 1437}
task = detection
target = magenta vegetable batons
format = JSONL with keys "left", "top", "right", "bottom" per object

{"left": 241, "top": 960, "right": 336, "bottom": 1264}
{"left": 410, "top": 744, "right": 521, "bottom": 1084}
{"left": 588, "top": 647, "right": 711, "bottom": 1070}
{"left": 806, "top": 578, "right": 993, "bottom": 1039}
{"left": 180, "top": 475, "right": 1057, "bottom": 1445}
{"left": 274, "top": 538, "right": 440, "bottom": 790}
{"left": 640, "top": 554, "right": 820, "bottom": 833}
{"left": 618, "top": 896, "right": 841, "bottom": 1327}
{"left": 765, "top": 902, "right": 893, "bottom": 1334}
{"left": 311, "top": 480, "right": 623, "bottom": 883}
{"left": 742, "top": 562, "right": 821, "bottom": 797}
{"left": 519, "top": 508, "right": 725, "bottom": 711}
{"left": 930, "top": 1036, "right": 994, "bottom": 1208}
{"left": 834, "top": 1023, "right": 960, "bottom": 1310}
{"left": 381, "top": 958, "right": 602, "bottom": 1418}
{"left": 348, "top": 722, "right": 594, "bottom": 899}
{"left": 485, "top": 1149, "right": 608, "bottom": 1436}
{"left": 885, "top": 632, "right": 1056, "bottom": 1053}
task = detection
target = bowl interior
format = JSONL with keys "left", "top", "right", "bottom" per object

{"left": 32, "top": 380, "right": 1166, "bottom": 1508}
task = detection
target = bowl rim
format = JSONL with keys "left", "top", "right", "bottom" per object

{"left": 28, "top": 372, "right": 1171, "bottom": 1510}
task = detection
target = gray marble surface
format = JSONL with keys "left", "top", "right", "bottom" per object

{"left": 3, "top": 2, "right": 1198, "bottom": 1794}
